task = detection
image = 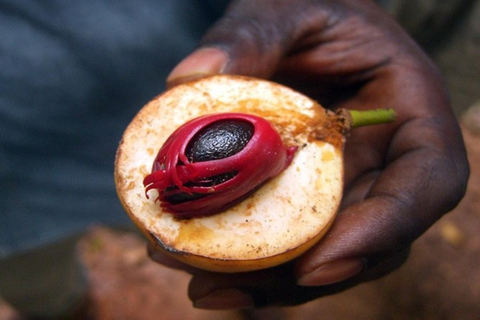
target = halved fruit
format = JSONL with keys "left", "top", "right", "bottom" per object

{"left": 115, "top": 75, "right": 360, "bottom": 272}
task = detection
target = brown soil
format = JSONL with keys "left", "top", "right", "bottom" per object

{"left": 1, "top": 109, "right": 479, "bottom": 320}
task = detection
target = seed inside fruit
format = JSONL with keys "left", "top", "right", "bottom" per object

{"left": 163, "top": 171, "right": 238, "bottom": 204}
{"left": 143, "top": 113, "right": 297, "bottom": 218}
{"left": 186, "top": 120, "right": 254, "bottom": 162}
{"left": 165, "top": 120, "right": 252, "bottom": 205}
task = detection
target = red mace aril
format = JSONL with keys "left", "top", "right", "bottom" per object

{"left": 143, "top": 113, "right": 298, "bottom": 219}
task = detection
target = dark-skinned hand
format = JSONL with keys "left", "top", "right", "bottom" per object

{"left": 148, "top": 0, "right": 470, "bottom": 310}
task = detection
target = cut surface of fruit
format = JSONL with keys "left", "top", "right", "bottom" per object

{"left": 115, "top": 75, "right": 345, "bottom": 272}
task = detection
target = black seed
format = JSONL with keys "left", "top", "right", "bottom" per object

{"left": 186, "top": 171, "right": 237, "bottom": 187}
{"left": 186, "top": 120, "right": 254, "bottom": 162}
{"left": 164, "top": 171, "right": 238, "bottom": 204}
{"left": 164, "top": 190, "right": 206, "bottom": 204}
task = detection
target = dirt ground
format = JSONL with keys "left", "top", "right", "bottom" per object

{"left": 1, "top": 105, "right": 479, "bottom": 320}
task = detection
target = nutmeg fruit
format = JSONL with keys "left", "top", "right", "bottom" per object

{"left": 114, "top": 75, "right": 394, "bottom": 273}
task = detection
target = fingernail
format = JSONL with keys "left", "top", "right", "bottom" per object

{"left": 193, "top": 288, "right": 254, "bottom": 310}
{"left": 297, "top": 259, "right": 365, "bottom": 286}
{"left": 167, "top": 47, "right": 229, "bottom": 86}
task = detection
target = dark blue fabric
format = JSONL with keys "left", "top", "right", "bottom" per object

{"left": 0, "top": 0, "right": 229, "bottom": 257}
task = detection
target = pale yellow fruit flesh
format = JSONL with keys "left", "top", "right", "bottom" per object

{"left": 115, "top": 75, "right": 345, "bottom": 273}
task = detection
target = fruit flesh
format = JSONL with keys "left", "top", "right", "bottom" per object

{"left": 115, "top": 75, "right": 345, "bottom": 272}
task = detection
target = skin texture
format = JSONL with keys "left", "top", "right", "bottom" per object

{"left": 150, "top": 0, "right": 470, "bottom": 309}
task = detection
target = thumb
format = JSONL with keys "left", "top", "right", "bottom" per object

{"left": 166, "top": 1, "right": 322, "bottom": 85}
{"left": 166, "top": 47, "right": 230, "bottom": 87}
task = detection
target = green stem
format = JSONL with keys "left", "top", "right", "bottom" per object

{"left": 348, "top": 108, "right": 397, "bottom": 128}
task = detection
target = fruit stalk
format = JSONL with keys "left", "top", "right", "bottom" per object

{"left": 341, "top": 108, "right": 397, "bottom": 128}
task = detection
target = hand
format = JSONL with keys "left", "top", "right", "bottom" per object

{"left": 150, "top": 0, "right": 469, "bottom": 309}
